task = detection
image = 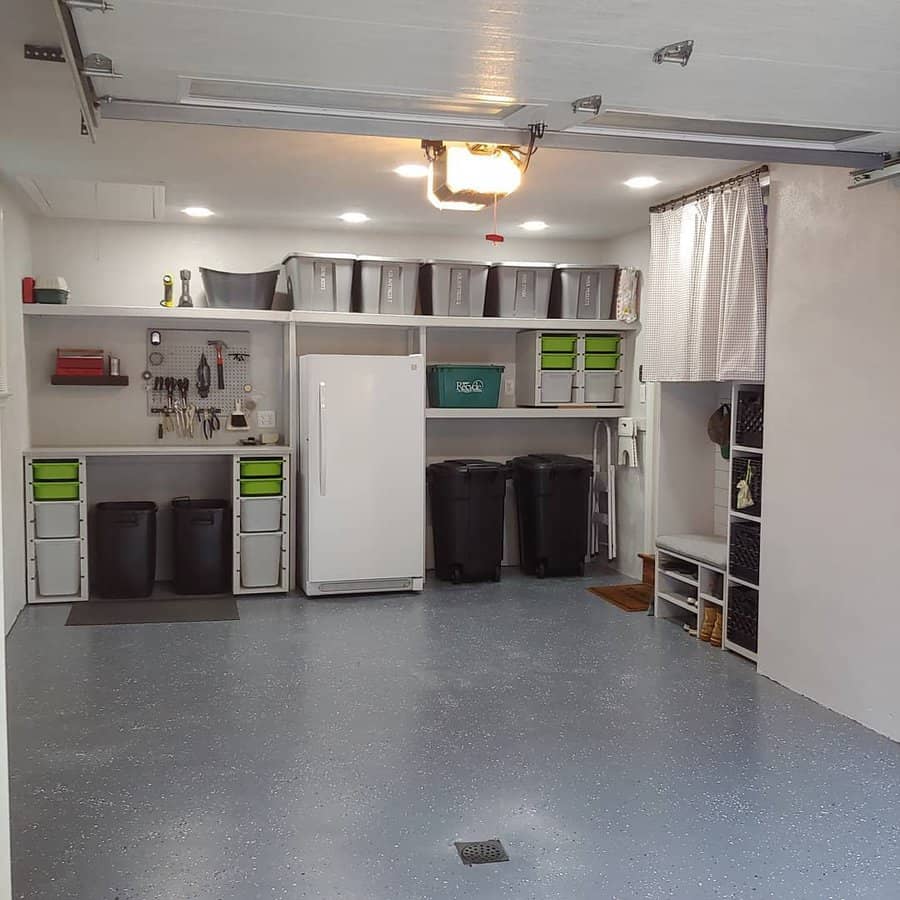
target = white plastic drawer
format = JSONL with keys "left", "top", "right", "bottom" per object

{"left": 239, "top": 497, "right": 283, "bottom": 533}
{"left": 240, "top": 533, "right": 283, "bottom": 588}
{"left": 34, "top": 501, "right": 81, "bottom": 539}
{"left": 540, "top": 370, "right": 575, "bottom": 404}
{"left": 35, "top": 539, "right": 81, "bottom": 597}
{"left": 584, "top": 371, "right": 618, "bottom": 404}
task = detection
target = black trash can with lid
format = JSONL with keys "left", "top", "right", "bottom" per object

{"left": 511, "top": 454, "right": 592, "bottom": 578}
{"left": 428, "top": 459, "right": 508, "bottom": 583}
{"left": 94, "top": 501, "right": 157, "bottom": 598}
{"left": 172, "top": 499, "right": 230, "bottom": 595}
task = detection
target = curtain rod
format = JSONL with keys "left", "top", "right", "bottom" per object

{"left": 650, "top": 165, "right": 769, "bottom": 213}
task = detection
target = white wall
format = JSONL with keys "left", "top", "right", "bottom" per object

{"left": 0, "top": 178, "right": 29, "bottom": 900}
{"left": 592, "top": 226, "right": 651, "bottom": 579}
{"left": 31, "top": 217, "right": 647, "bottom": 578}
{"left": 1, "top": 183, "right": 32, "bottom": 630}
{"left": 759, "top": 164, "right": 900, "bottom": 741}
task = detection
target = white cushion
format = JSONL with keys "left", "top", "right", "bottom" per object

{"left": 656, "top": 533, "right": 727, "bottom": 569}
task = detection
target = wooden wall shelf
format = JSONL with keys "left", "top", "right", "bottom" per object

{"left": 51, "top": 375, "right": 130, "bottom": 386}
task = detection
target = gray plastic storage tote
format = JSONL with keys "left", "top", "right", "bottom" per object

{"left": 283, "top": 252, "right": 354, "bottom": 312}
{"left": 485, "top": 262, "right": 554, "bottom": 318}
{"left": 419, "top": 261, "right": 489, "bottom": 317}
{"left": 354, "top": 257, "right": 421, "bottom": 315}
{"left": 550, "top": 265, "right": 618, "bottom": 319}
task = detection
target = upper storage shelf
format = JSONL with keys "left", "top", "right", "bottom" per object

{"left": 23, "top": 305, "right": 639, "bottom": 333}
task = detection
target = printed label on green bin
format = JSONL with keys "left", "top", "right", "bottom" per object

{"left": 456, "top": 378, "right": 486, "bottom": 394}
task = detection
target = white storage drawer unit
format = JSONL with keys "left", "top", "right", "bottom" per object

{"left": 584, "top": 371, "right": 618, "bottom": 403}
{"left": 239, "top": 497, "right": 283, "bottom": 533}
{"left": 35, "top": 539, "right": 81, "bottom": 597}
{"left": 34, "top": 501, "right": 80, "bottom": 539}
{"left": 240, "top": 533, "right": 283, "bottom": 588}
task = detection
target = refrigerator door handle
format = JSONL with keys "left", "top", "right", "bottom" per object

{"left": 318, "top": 380, "right": 327, "bottom": 496}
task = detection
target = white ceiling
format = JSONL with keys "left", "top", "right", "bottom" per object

{"left": 72, "top": 0, "right": 900, "bottom": 134}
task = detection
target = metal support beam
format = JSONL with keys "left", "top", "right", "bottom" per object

{"left": 52, "top": 0, "right": 99, "bottom": 141}
{"left": 99, "top": 99, "right": 886, "bottom": 169}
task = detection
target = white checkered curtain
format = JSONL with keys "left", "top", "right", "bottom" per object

{"left": 644, "top": 176, "right": 767, "bottom": 382}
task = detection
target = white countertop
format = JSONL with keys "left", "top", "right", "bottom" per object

{"left": 26, "top": 445, "right": 293, "bottom": 457}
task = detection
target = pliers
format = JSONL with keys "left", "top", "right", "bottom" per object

{"left": 202, "top": 408, "right": 221, "bottom": 440}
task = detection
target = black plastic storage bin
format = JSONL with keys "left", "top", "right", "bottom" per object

{"left": 172, "top": 499, "right": 230, "bottom": 595}
{"left": 731, "top": 456, "right": 763, "bottom": 516}
{"left": 428, "top": 459, "right": 507, "bottom": 583}
{"left": 727, "top": 585, "right": 759, "bottom": 653}
{"left": 94, "top": 501, "right": 157, "bottom": 598}
{"left": 730, "top": 521, "right": 761, "bottom": 584}
{"left": 511, "top": 454, "right": 592, "bottom": 577}
{"left": 735, "top": 388, "right": 764, "bottom": 448}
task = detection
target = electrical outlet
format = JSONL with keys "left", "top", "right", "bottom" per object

{"left": 256, "top": 409, "right": 276, "bottom": 429}
{"left": 504, "top": 376, "right": 515, "bottom": 396}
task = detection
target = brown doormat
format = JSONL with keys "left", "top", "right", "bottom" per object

{"left": 588, "top": 583, "right": 651, "bottom": 612}
{"left": 65, "top": 597, "right": 240, "bottom": 626}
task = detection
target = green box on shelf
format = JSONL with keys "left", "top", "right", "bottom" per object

{"left": 584, "top": 335, "right": 621, "bottom": 353}
{"left": 540, "top": 334, "right": 577, "bottom": 353}
{"left": 427, "top": 364, "right": 504, "bottom": 409}
{"left": 31, "top": 461, "right": 80, "bottom": 481}
{"left": 541, "top": 353, "right": 576, "bottom": 370}
{"left": 240, "top": 478, "right": 283, "bottom": 497}
{"left": 33, "top": 481, "right": 80, "bottom": 501}
{"left": 585, "top": 353, "right": 621, "bottom": 370}
{"left": 240, "top": 459, "right": 283, "bottom": 479}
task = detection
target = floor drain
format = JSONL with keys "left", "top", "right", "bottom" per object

{"left": 454, "top": 840, "right": 509, "bottom": 866}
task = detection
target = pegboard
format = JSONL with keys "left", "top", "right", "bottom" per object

{"left": 145, "top": 328, "right": 251, "bottom": 417}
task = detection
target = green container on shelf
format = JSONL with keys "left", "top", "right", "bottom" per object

{"left": 240, "top": 478, "right": 283, "bottom": 497}
{"left": 584, "top": 335, "right": 621, "bottom": 353}
{"left": 585, "top": 353, "right": 621, "bottom": 370}
{"left": 540, "top": 334, "right": 577, "bottom": 353}
{"left": 426, "top": 365, "right": 504, "bottom": 408}
{"left": 33, "top": 481, "right": 80, "bottom": 501}
{"left": 240, "top": 459, "right": 283, "bottom": 478}
{"left": 31, "top": 461, "right": 80, "bottom": 481}
{"left": 541, "top": 353, "right": 576, "bottom": 370}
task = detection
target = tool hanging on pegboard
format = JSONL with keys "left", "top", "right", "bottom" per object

{"left": 145, "top": 329, "right": 250, "bottom": 432}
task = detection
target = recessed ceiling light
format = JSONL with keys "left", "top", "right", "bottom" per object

{"left": 520, "top": 220, "right": 549, "bottom": 231}
{"left": 339, "top": 211, "right": 370, "bottom": 223}
{"left": 394, "top": 164, "right": 429, "bottom": 179}
{"left": 182, "top": 206, "right": 215, "bottom": 218}
{"left": 624, "top": 176, "right": 661, "bottom": 190}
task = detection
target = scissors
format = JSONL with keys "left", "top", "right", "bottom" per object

{"left": 202, "top": 408, "right": 221, "bottom": 440}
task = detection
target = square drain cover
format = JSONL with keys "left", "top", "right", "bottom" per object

{"left": 454, "top": 840, "right": 509, "bottom": 866}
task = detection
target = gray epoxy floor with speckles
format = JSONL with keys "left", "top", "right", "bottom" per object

{"left": 7, "top": 569, "right": 900, "bottom": 900}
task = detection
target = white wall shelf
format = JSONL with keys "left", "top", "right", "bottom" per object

{"left": 27, "top": 445, "right": 292, "bottom": 457}
{"left": 24, "top": 304, "right": 639, "bottom": 334}
{"left": 657, "top": 591, "right": 698, "bottom": 614}
{"left": 730, "top": 510, "right": 761, "bottom": 523}
{"left": 425, "top": 407, "right": 621, "bottom": 419}
{"left": 732, "top": 444, "right": 763, "bottom": 455}
{"left": 699, "top": 592, "right": 723, "bottom": 606}
{"left": 23, "top": 304, "right": 292, "bottom": 325}
{"left": 729, "top": 574, "right": 759, "bottom": 590}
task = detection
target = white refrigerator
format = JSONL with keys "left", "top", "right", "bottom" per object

{"left": 299, "top": 354, "right": 425, "bottom": 596}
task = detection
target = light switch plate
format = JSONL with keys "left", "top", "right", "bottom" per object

{"left": 256, "top": 409, "right": 276, "bottom": 429}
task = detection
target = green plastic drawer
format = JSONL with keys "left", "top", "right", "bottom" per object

{"left": 31, "top": 460, "right": 80, "bottom": 481}
{"left": 240, "top": 478, "right": 283, "bottom": 497}
{"left": 540, "top": 334, "right": 577, "bottom": 353}
{"left": 585, "top": 353, "right": 621, "bottom": 370}
{"left": 240, "top": 459, "right": 283, "bottom": 478}
{"left": 33, "top": 481, "right": 80, "bottom": 501}
{"left": 541, "top": 353, "right": 576, "bottom": 370}
{"left": 584, "top": 335, "right": 621, "bottom": 353}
